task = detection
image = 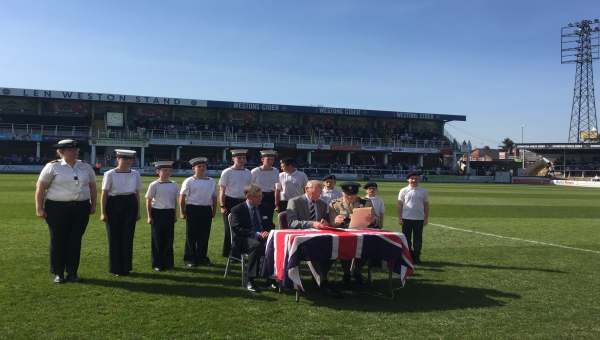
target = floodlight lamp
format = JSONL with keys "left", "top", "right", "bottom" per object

{"left": 595, "top": 19, "right": 599, "bottom": 23}
{"left": 595, "top": 27, "right": 600, "bottom": 32}
{"left": 575, "top": 22, "right": 580, "bottom": 26}
{"left": 568, "top": 23, "right": 573, "bottom": 27}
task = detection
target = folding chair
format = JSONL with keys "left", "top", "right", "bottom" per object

{"left": 277, "top": 211, "right": 288, "bottom": 229}
{"left": 223, "top": 214, "right": 249, "bottom": 287}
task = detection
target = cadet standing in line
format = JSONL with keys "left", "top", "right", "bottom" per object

{"left": 35, "top": 139, "right": 96, "bottom": 284}
{"left": 363, "top": 181, "right": 385, "bottom": 228}
{"left": 275, "top": 157, "right": 308, "bottom": 213}
{"left": 319, "top": 174, "right": 342, "bottom": 211}
{"left": 218, "top": 149, "right": 253, "bottom": 257}
{"left": 251, "top": 150, "right": 279, "bottom": 221}
{"left": 397, "top": 170, "right": 429, "bottom": 264}
{"left": 145, "top": 161, "right": 179, "bottom": 271}
{"left": 328, "top": 182, "right": 379, "bottom": 285}
{"left": 100, "top": 149, "right": 142, "bottom": 277}
{"left": 180, "top": 157, "right": 218, "bottom": 267}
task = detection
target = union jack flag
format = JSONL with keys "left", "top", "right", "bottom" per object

{"left": 261, "top": 229, "right": 414, "bottom": 291}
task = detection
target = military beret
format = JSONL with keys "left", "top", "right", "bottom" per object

{"left": 406, "top": 170, "right": 420, "bottom": 179}
{"left": 363, "top": 181, "right": 378, "bottom": 189}
{"left": 322, "top": 174, "right": 336, "bottom": 181}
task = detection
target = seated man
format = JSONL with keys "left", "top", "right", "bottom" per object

{"left": 286, "top": 180, "right": 340, "bottom": 299}
{"left": 329, "top": 182, "right": 379, "bottom": 285}
{"left": 229, "top": 184, "right": 275, "bottom": 293}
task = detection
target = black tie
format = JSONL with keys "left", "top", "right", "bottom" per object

{"left": 251, "top": 207, "right": 261, "bottom": 232}
{"left": 310, "top": 200, "right": 316, "bottom": 221}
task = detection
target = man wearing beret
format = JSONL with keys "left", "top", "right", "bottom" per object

{"left": 328, "top": 182, "right": 379, "bottom": 285}
{"left": 397, "top": 171, "right": 429, "bottom": 264}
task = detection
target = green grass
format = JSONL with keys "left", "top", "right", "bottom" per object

{"left": 1, "top": 175, "right": 599, "bottom": 339}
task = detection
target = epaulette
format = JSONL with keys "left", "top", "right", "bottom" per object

{"left": 50, "top": 160, "right": 58, "bottom": 163}
{"left": 81, "top": 160, "right": 88, "bottom": 163}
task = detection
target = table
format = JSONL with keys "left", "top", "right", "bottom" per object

{"left": 261, "top": 229, "right": 414, "bottom": 298}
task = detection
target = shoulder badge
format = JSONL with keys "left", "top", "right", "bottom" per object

{"left": 50, "top": 160, "right": 58, "bottom": 163}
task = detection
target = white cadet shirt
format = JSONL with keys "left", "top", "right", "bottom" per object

{"left": 146, "top": 181, "right": 179, "bottom": 209}
{"left": 277, "top": 170, "right": 308, "bottom": 201}
{"left": 180, "top": 177, "right": 218, "bottom": 205}
{"left": 320, "top": 187, "right": 342, "bottom": 206}
{"left": 218, "top": 168, "right": 252, "bottom": 199}
{"left": 366, "top": 195, "right": 385, "bottom": 217}
{"left": 251, "top": 167, "right": 279, "bottom": 193}
{"left": 398, "top": 185, "right": 429, "bottom": 220}
{"left": 102, "top": 169, "right": 143, "bottom": 196}
{"left": 38, "top": 159, "right": 96, "bottom": 201}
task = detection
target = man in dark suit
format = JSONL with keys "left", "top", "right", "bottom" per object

{"left": 286, "top": 180, "right": 341, "bottom": 298}
{"left": 230, "top": 184, "right": 275, "bottom": 293}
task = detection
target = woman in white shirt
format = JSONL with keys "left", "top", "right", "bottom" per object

{"left": 100, "top": 149, "right": 142, "bottom": 276}
{"left": 35, "top": 139, "right": 96, "bottom": 284}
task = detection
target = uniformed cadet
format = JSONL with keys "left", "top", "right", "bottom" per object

{"left": 328, "top": 181, "right": 379, "bottom": 285}
{"left": 319, "top": 174, "right": 342, "bottom": 210}
{"left": 180, "top": 157, "right": 218, "bottom": 267}
{"left": 100, "top": 149, "right": 142, "bottom": 276}
{"left": 218, "top": 149, "right": 253, "bottom": 257}
{"left": 251, "top": 150, "right": 279, "bottom": 220}
{"left": 275, "top": 157, "right": 308, "bottom": 213}
{"left": 35, "top": 139, "right": 97, "bottom": 284}
{"left": 145, "top": 161, "right": 179, "bottom": 271}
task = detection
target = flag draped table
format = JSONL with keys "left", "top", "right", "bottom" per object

{"left": 261, "top": 229, "right": 414, "bottom": 291}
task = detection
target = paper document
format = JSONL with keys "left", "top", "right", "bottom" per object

{"left": 348, "top": 207, "right": 372, "bottom": 229}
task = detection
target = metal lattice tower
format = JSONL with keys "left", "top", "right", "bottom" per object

{"left": 561, "top": 19, "right": 600, "bottom": 143}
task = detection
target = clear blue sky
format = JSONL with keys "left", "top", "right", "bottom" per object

{"left": 1, "top": 0, "right": 599, "bottom": 148}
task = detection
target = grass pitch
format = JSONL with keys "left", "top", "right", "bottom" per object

{"left": 1, "top": 174, "right": 599, "bottom": 339}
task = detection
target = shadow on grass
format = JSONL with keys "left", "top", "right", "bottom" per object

{"left": 298, "top": 278, "right": 521, "bottom": 312}
{"left": 418, "top": 261, "right": 567, "bottom": 274}
{"left": 82, "top": 277, "right": 277, "bottom": 301}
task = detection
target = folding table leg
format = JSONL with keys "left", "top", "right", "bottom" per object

{"left": 388, "top": 263, "right": 393, "bottom": 294}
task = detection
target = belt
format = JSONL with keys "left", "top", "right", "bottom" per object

{"left": 226, "top": 196, "right": 246, "bottom": 201}
{"left": 46, "top": 200, "right": 89, "bottom": 205}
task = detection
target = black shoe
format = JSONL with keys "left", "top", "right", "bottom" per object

{"left": 53, "top": 274, "right": 65, "bottom": 284}
{"left": 66, "top": 274, "right": 81, "bottom": 282}
{"left": 185, "top": 263, "right": 197, "bottom": 268}
{"left": 413, "top": 256, "right": 422, "bottom": 265}
{"left": 321, "top": 282, "right": 342, "bottom": 299}
{"left": 340, "top": 274, "right": 352, "bottom": 285}
{"left": 353, "top": 273, "right": 366, "bottom": 285}
{"left": 265, "top": 278, "right": 278, "bottom": 290}
{"left": 153, "top": 267, "right": 162, "bottom": 271}
{"left": 246, "top": 280, "right": 260, "bottom": 293}
{"left": 198, "top": 258, "right": 212, "bottom": 267}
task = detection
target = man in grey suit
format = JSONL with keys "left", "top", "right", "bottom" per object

{"left": 286, "top": 180, "right": 341, "bottom": 298}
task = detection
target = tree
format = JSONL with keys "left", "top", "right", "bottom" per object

{"left": 499, "top": 137, "right": 514, "bottom": 152}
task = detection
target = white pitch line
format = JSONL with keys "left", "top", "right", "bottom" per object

{"left": 430, "top": 223, "right": 600, "bottom": 255}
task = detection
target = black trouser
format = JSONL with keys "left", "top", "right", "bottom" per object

{"left": 236, "top": 236, "right": 265, "bottom": 279}
{"left": 262, "top": 192, "right": 275, "bottom": 221}
{"left": 105, "top": 194, "right": 138, "bottom": 274}
{"left": 45, "top": 200, "right": 91, "bottom": 276}
{"left": 277, "top": 200, "right": 288, "bottom": 213}
{"left": 402, "top": 219, "right": 424, "bottom": 255}
{"left": 222, "top": 196, "right": 245, "bottom": 257}
{"left": 184, "top": 205, "right": 213, "bottom": 265}
{"left": 150, "top": 208, "right": 175, "bottom": 269}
